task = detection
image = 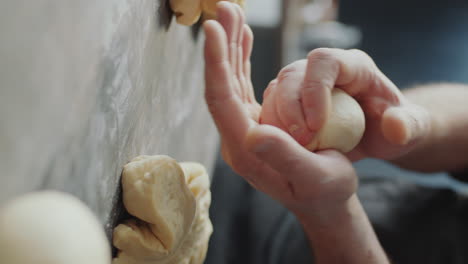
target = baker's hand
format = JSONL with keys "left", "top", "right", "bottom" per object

{"left": 203, "top": 2, "right": 357, "bottom": 216}
{"left": 261, "top": 49, "right": 431, "bottom": 161}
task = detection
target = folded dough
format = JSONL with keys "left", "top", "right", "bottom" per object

{"left": 113, "top": 156, "right": 213, "bottom": 264}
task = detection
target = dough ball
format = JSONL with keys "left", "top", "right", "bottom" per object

{"left": 113, "top": 156, "right": 213, "bottom": 264}
{"left": 0, "top": 191, "right": 111, "bottom": 264}
{"left": 306, "top": 88, "right": 365, "bottom": 153}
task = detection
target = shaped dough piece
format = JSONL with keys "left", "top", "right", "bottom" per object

{"left": 306, "top": 88, "right": 365, "bottom": 153}
{"left": 113, "top": 156, "right": 213, "bottom": 264}
{"left": 0, "top": 191, "right": 111, "bottom": 264}
{"left": 170, "top": 0, "right": 202, "bottom": 26}
{"left": 120, "top": 155, "right": 196, "bottom": 255}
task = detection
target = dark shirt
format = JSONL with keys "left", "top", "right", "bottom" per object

{"left": 206, "top": 157, "right": 468, "bottom": 264}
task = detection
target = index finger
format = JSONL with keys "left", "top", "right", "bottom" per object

{"left": 203, "top": 19, "right": 251, "bottom": 144}
{"left": 301, "top": 48, "right": 401, "bottom": 131}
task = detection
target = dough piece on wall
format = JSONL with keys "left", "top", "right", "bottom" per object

{"left": 170, "top": 0, "right": 245, "bottom": 25}
{"left": 0, "top": 191, "right": 111, "bottom": 264}
{"left": 113, "top": 155, "right": 213, "bottom": 264}
{"left": 120, "top": 155, "right": 196, "bottom": 256}
{"left": 201, "top": 0, "right": 245, "bottom": 20}
{"left": 170, "top": 0, "right": 203, "bottom": 26}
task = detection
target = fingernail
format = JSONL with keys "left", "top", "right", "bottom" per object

{"left": 289, "top": 125, "right": 302, "bottom": 139}
{"left": 304, "top": 106, "right": 315, "bottom": 117}
{"left": 289, "top": 125, "right": 312, "bottom": 146}
{"left": 400, "top": 113, "right": 414, "bottom": 145}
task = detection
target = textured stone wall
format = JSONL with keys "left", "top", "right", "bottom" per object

{"left": 0, "top": 0, "right": 218, "bottom": 229}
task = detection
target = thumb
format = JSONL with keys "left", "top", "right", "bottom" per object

{"left": 381, "top": 103, "right": 430, "bottom": 145}
{"left": 245, "top": 124, "right": 320, "bottom": 177}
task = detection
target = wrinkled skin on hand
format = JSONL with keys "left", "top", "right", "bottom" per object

{"left": 262, "top": 49, "right": 431, "bottom": 161}
{"left": 203, "top": 2, "right": 358, "bottom": 217}
{"left": 203, "top": 2, "right": 430, "bottom": 218}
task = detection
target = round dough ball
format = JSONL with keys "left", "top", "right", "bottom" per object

{"left": 306, "top": 88, "right": 365, "bottom": 153}
{"left": 0, "top": 191, "right": 111, "bottom": 264}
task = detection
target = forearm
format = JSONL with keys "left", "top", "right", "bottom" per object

{"left": 295, "top": 195, "right": 390, "bottom": 264}
{"left": 391, "top": 83, "right": 468, "bottom": 172}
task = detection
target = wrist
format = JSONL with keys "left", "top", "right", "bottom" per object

{"left": 293, "top": 194, "right": 360, "bottom": 233}
{"left": 294, "top": 195, "right": 390, "bottom": 263}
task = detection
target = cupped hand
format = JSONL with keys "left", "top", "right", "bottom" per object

{"left": 261, "top": 48, "right": 431, "bottom": 161}
{"left": 203, "top": 2, "right": 357, "bottom": 216}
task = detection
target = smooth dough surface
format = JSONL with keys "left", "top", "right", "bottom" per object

{"left": 0, "top": 191, "right": 111, "bottom": 264}
{"left": 113, "top": 155, "right": 213, "bottom": 264}
{"left": 306, "top": 88, "right": 365, "bottom": 153}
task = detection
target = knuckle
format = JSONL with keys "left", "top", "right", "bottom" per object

{"left": 349, "top": 49, "right": 375, "bottom": 66}
{"left": 307, "top": 48, "right": 335, "bottom": 62}
{"left": 277, "top": 67, "right": 297, "bottom": 82}
{"left": 349, "top": 48, "right": 369, "bottom": 58}
{"left": 263, "top": 86, "right": 272, "bottom": 99}
{"left": 263, "top": 79, "right": 278, "bottom": 99}
{"left": 277, "top": 60, "right": 306, "bottom": 81}
{"left": 302, "top": 78, "right": 333, "bottom": 93}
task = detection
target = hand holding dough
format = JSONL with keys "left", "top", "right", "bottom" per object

{"left": 113, "top": 155, "right": 213, "bottom": 264}
{"left": 261, "top": 88, "right": 365, "bottom": 153}
{"left": 0, "top": 191, "right": 111, "bottom": 264}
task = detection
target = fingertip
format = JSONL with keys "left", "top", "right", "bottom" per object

{"left": 216, "top": 1, "right": 231, "bottom": 22}
{"left": 204, "top": 27, "right": 226, "bottom": 64}
{"left": 203, "top": 19, "right": 217, "bottom": 32}
{"left": 242, "top": 24, "right": 254, "bottom": 60}
{"left": 235, "top": 2, "right": 245, "bottom": 24}
{"left": 304, "top": 107, "right": 325, "bottom": 133}
{"left": 216, "top": 0, "right": 231, "bottom": 10}
{"left": 301, "top": 84, "right": 332, "bottom": 133}
{"left": 289, "top": 126, "right": 314, "bottom": 146}
{"left": 382, "top": 107, "right": 411, "bottom": 145}
{"left": 243, "top": 24, "right": 253, "bottom": 41}
{"left": 203, "top": 18, "right": 223, "bottom": 35}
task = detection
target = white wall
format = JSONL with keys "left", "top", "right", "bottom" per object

{"left": 0, "top": 0, "right": 218, "bottom": 227}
